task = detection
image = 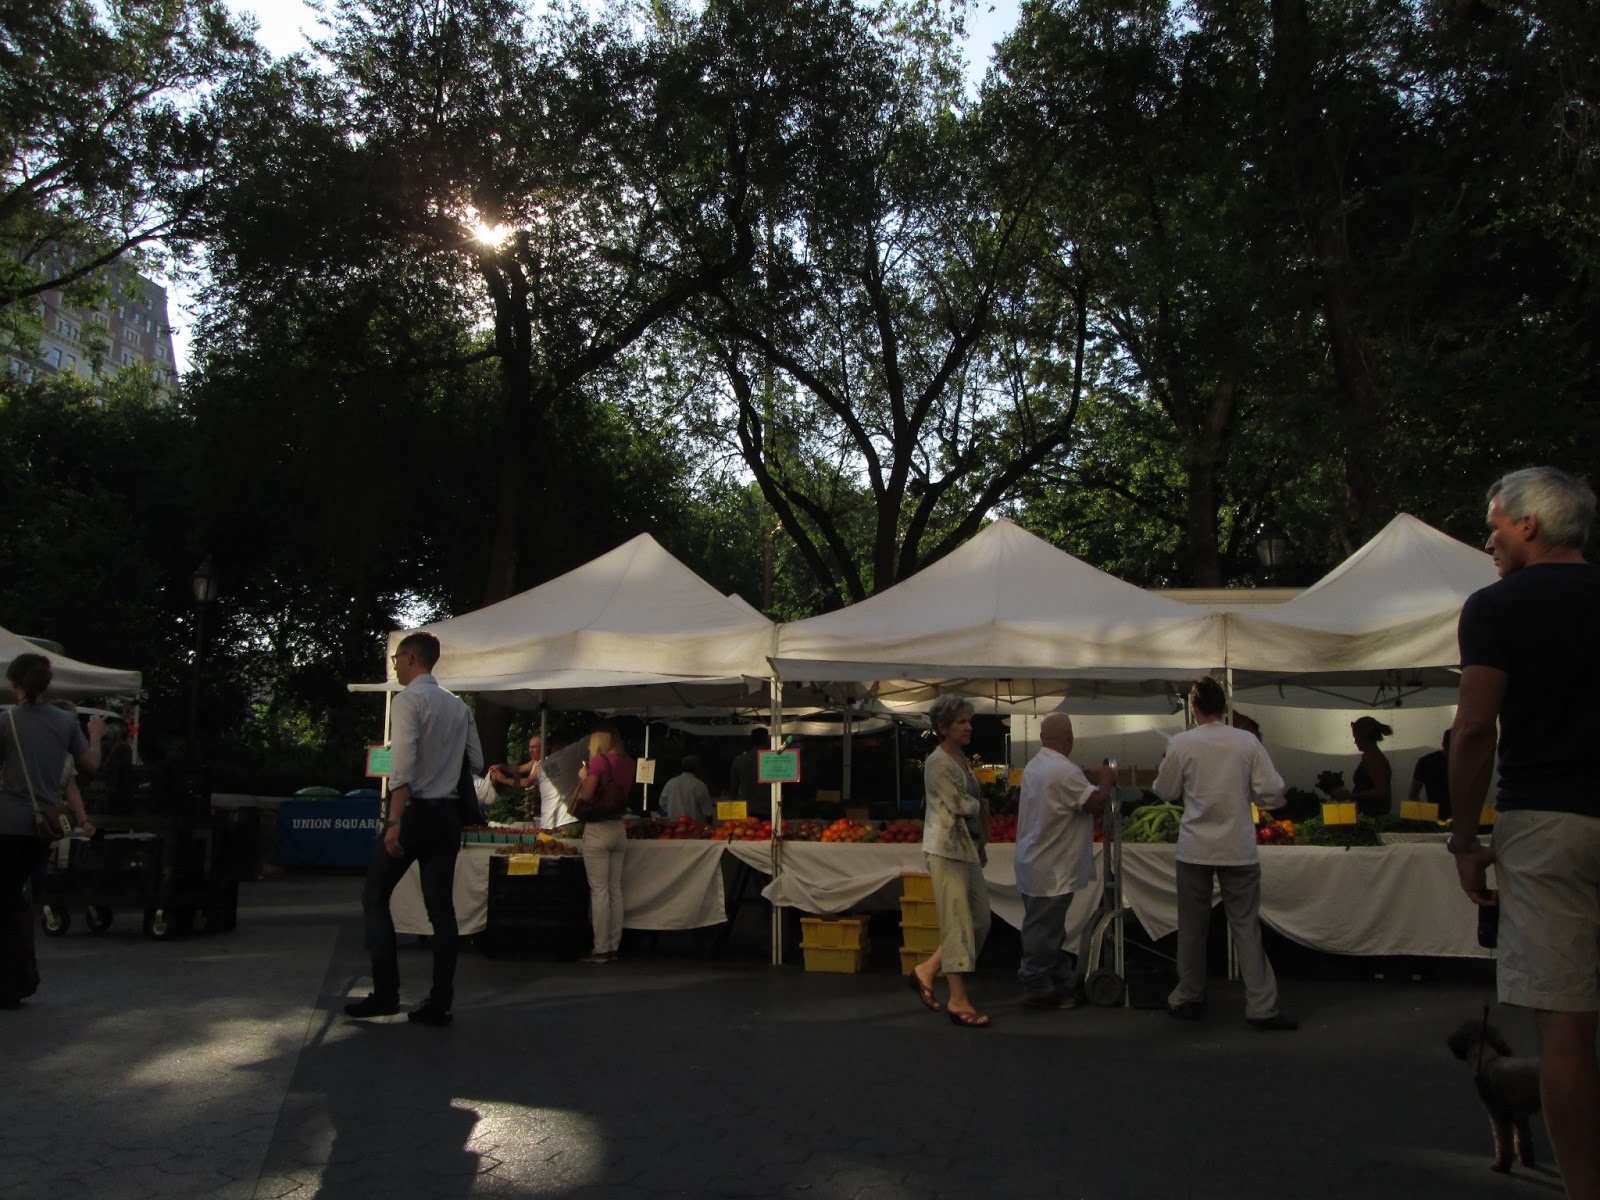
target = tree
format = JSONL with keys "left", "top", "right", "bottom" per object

{"left": 674, "top": 2, "right": 1087, "bottom": 611}
{"left": 0, "top": 0, "right": 255, "bottom": 342}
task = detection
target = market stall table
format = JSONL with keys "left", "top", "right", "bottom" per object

{"left": 726, "top": 839, "right": 1487, "bottom": 960}
{"left": 389, "top": 839, "right": 729, "bottom": 937}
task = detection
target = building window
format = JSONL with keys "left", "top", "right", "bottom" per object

{"left": 56, "top": 318, "right": 78, "bottom": 341}
{"left": 92, "top": 312, "right": 109, "bottom": 327}
{"left": 49, "top": 348, "right": 62, "bottom": 367}
{"left": 122, "top": 350, "right": 135, "bottom": 366}
{"left": 65, "top": 355, "right": 75, "bottom": 371}
{"left": 123, "top": 326, "right": 141, "bottom": 348}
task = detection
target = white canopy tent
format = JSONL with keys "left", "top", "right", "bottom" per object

{"left": 349, "top": 533, "right": 777, "bottom": 707}
{"left": 771, "top": 518, "right": 1226, "bottom": 698}
{"left": 0, "top": 626, "right": 141, "bottom": 698}
{"left": 1223, "top": 514, "right": 1496, "bottom": 705}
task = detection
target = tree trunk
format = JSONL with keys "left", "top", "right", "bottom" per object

{"left": 473, "top": 256, "right": 542, "bottom": 766}
{"left": 1270, "top": 0, "right": 1379, "bottom": 556}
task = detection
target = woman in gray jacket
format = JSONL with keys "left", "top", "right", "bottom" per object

{"left": 907, "top": 695, "right": 992, "bottom": 1027}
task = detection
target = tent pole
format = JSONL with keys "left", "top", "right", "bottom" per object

{"left": 380, "top": 690, "right": 393, "bottom": 815}
{"left": 642, "top": 716, "right": 653, "bottom": 814}
{"left": 769, "top": 673, "right": 784, "bottom": 967}
{"left": 893, "top": 719, "right": 901, "bottom": 811}
{"left": 841, "top": 705, "right": 853, "bottom": 805}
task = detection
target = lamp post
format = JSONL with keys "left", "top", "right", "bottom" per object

{"left": 1254, "top": 520, "right": 1289, "bottom": 584}
{"left": 187, "top": 556, "right": 219, "bottom": 762}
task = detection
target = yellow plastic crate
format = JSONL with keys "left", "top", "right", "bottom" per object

{"left": 1400, "top": 800, "right": 1440, "bottom": 822}
{"left": 900, "top": 897, "right": 938, "bottom": 925}
{"left": 900, "top": 922, "right": 941, "bottom": 954}
{"left": 899, "top": 946, "right": 944, "bottom": 977}
{"left": 801, "top": 943, "right": 868, "bottom": 973}
{"left": 1321, "top": 801, "right": 1358, "bottom": 826}
{"left": 899, "top": 872, "right": 934, "bottom": 902}
{"left": 799, "top": 916, "right": 869, "bottom": 949}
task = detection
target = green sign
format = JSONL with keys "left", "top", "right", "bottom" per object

{"left": 366, "top": 744, "right": 393, "bottom": 778}
{"left": 757, "top": 750, "right": 800, "bottom": 784}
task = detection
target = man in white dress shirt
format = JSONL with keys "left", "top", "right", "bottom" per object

{"left": 1152, "top": 676, "right": 1295, "bottom": 1030}
{"left": 1015, "top": 714, "right": 1117, "bottom": 1009}
{"left": 659, "top": 755, "right": 713, "bottom": 823}
{"left": 347, "top": 632, "right": 483, "bottom": 1027}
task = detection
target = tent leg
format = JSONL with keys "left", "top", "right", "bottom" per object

{"left": 770, "top": 674, "right": 784, "bottom": 966}
{"left": 642, "top": 717, "right": 653, "bottom": 814}
{"left": 841, "top": 706, "right": 853, "bottom": 805}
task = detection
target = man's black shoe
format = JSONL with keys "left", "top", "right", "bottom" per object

{"left": 1247, "top": 1013, "right": 1299, "bottom": 1031}
{"left": 408, "top": 1001, "right": 453, "bottom": 1027}
{"left": 1022, "top": 988, "right": 1077, "bottom": 1010}
{"left": 1166, "top": 1001, "right": 1206, "bottom": 1021}
{"left": 344, "top": 994, "right": 401, "bottom": 1019}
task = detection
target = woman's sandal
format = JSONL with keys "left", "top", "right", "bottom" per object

{"left": 947, "top": 1009, "right": 991, "bottom": 1028}
{"left": 905, "top": 971, "right": 941, "bottom": 1012}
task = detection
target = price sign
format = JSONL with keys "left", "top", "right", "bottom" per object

{"left": 758, "top": 750, "right": 800, "bottom": 784}
{"left": 717, "top": 801, "right": 748, "bottom": 821}
{"left": 366, "top": 745, "right": 392, "bottom": 778}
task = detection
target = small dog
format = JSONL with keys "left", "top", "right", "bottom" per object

{"left": 1446, "top": 1019, "right": 1543, "bottom": 1173}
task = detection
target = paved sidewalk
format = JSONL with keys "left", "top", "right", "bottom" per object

{"left": 0, "top": 875, "right": 1568, "bottom": 1199}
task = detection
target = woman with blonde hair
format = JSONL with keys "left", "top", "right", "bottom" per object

{"left": 573, "top": 720, "right": 634, "bottom": 963}
{"left": 907, "top": 695, "right": 992, "bottom": 1027}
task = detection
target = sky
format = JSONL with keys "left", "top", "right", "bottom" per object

{"left": 163, "top": 0, "right": 1022, "bottom": 371}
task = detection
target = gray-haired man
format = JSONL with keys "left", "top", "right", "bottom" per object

{"left": 1451, "top": 466, "right": 1600, "bottom": 1199}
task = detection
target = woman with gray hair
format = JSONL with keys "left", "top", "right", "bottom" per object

{"left": 907, "top": 694, "right": 993, "bottom": 1027}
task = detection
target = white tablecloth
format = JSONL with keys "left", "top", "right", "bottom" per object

{"left": 394, "top": 838, "right": 1487, "bottom": 958}
{"left": 730, "top": 840, "right": 1487, "bottom": 959}
{"left": 390, "top": 840, "right": 729, "bottom": 936}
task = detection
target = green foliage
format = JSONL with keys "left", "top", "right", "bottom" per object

{"left": 0, "top": 0, "right": 257, "bottom": 337}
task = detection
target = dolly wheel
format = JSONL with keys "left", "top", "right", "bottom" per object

{"left": 41, "top": 905, "right": 70, "bottom": 936}
{"left": 85, "top": 906, "right": 113, "bottom": 933}
{"left": 1084, "top": 967, "right": 1125, "bottom": 1008}
{"left": 143, "top": 908, "right": 178, "bottom": 940}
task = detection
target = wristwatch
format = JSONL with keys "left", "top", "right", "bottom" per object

{"left": 1446, "top": 836, "right": 1482, "bottom": 855}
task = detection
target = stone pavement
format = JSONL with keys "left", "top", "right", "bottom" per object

{"left": 0, "top": 875, "right": 1572, "bottom": 1200}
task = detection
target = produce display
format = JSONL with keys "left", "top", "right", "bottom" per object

{"left": 1123, "top": 803, "right": 1183, "bottom": 843}
{"left": 820, "top": 818, "right": 878, "bottom": 843}
{"left": 490, "top": 837, "right": 581, "bottom": 857}
{"left": 1256, "top": 818, "right": 1296, "bottom": 845}
{"left": 1297, "top": 815, "right": 1383, "bottom": 846}
{"left": 465, "top": 825, "right": 569, "bottom": 844}
{"left": 987, "top": 813, "right": 1017, "bottom": 843}
{"left": 879, "top": 819, "right": 924, "bottom": 844}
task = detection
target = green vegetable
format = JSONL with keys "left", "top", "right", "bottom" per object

{"left": 1298, "top": 815, "right": 1381, "bottom": 847}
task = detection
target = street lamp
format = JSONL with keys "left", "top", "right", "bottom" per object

{"left": 187, "top": 556, "right": 218, "bottom": 761}
{"left": 1255, "top": 520, "right": 1289, "bottom": 583}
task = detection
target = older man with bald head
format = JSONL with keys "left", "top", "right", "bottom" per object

{"left": 1014, "top": 713, "right": 1117, "bottom": 1009}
